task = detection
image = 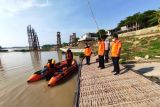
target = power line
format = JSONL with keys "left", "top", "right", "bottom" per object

{"left": 86, "top": 0, "right": 102, "bottom": 38}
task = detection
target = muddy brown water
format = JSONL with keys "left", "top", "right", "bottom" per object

{"left": 0, "top": 51, "right": 77, "bottom": 107}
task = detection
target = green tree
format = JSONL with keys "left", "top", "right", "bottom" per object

{"left": 97, "top": 29, "right": 106, "bottom": 39}
{"left": 154, "top": 9, "right": 160, "bottom": 28}
{"left": 132, "top": 13, "right": 143, "bottom": 30}
{"left": 42, "top": 44, "right": 53, "bottom": 51}
{"left": 117, "top": 20, "right": 126, "bottom": 28}
{"left": 117, "top": 10, "right": 159, "bottom": 29}
{"left": 0, "top": 46, "right": 2, "bottom": 49}
{"left": 75, "top": 37, "right": 80, "bottom": 42}
{"left": 62, "top": 42, "right": 68, "bottom": 47}
{"left": 141, "top": 10, "right": 157, "bottom": 27}
{"left": 125, "top": 16, "right": 134, "bottom": 25}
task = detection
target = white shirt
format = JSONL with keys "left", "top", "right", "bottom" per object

{"left": 104, "top": 39, "right": 110, "bottom": 50}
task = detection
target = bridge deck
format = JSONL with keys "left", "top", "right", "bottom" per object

{"left": 79, "top": 57, "right": 160, "bottom": 107}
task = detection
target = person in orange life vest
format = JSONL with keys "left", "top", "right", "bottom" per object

{"left": 111, "top": 33, "right": 122, "bottom": 75}
{"left": 41, "top": 59, "right": 57, "bottom": 80}
{"left": 66, "top": 48, "right": 73, "bottom": 67}
{"left": 84, "top": 43, "right": 92, "bottom": 65}
{"left": 98, "top": 38, "right": 105, "bottom": 69}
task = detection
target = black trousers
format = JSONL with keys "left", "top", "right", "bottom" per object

{"left": 111, "top": 57, "right": 120, "bottom": 73}
{"left": 105, "top": 50, "right": 109, "bottom": 62}
{"left": 99, "top": 55, "right": 104, "bottom": 68}
{"left": 85, "top": 56, "right": 90, "bottom": 65}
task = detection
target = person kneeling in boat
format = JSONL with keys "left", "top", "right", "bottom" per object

{"left": 66, "top": 48, "right": 73, "bottom": 67}
{"left": 41, "top": 59, "right": 58, "bottom": 80}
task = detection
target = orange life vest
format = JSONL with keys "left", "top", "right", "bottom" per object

{"left": 98, "top": 41, "right": 105, "bottom": 56}
{"left": 111, "top": 39, "right": 122, "bottom": 57}
{"left": 84, "top": 47, "right": 92, "bottom": 56}
{"left": 46, "top": 63, "right": 54, "bottom": 68}
{"left": 66, "top": 52, "right": 73, "bottom": 60}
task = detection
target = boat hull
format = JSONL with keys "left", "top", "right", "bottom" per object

{"left": 27, "top": 70, "right": 43, "bottom": 82}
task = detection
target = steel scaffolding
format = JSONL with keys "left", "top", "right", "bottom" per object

{"left": 27, "top": 25, "right": 40, "bottom": 51}
{"left": 57, "top": 32, "right": 61, "bottom": 48}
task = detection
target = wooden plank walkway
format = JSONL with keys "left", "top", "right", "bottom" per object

{"left": 78, "top": 57, "right": 160, "bottom": 107}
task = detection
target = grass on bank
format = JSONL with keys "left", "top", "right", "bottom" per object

{"left": 120, "top": 35, "right": 160, "bottom": 63}
{"left": 73, "top": 52, "right": 85, "bottom": 59}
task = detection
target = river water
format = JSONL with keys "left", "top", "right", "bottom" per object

{"left": 0, "top": 51, "right": 77, "bottom": 107}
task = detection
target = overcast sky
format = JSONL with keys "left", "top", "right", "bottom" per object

{"left": 0, "top": 0, "right": 160, "bottom": 47}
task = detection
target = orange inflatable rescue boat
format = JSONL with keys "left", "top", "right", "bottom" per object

{"left": 27, "top": 60, "right": 66, "bottom": 83}
{"left": 48, "top": 60, "right": 78, "bottom": 87}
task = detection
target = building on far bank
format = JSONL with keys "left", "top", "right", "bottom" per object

{"left": 106, "top": 29, "right": 112, "bottom": 36}
{"left": 105, "top": 28, "right": 120, "bottom": 36}
{"left": 120, "top": 24, "right": 140, "bottom": 33}
{"left": 107, "top": 24, "right": 141, "bottom": 35}
{"left": 78, "top": 33, "right": 98, "bottom": 42}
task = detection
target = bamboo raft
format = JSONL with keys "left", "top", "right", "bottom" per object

{"left": 78, "top": 57, "right": 160, "bottom": 107}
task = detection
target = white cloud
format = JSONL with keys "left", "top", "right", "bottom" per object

{"left": 0, "top": 0, "right": 49, "bottom": 16}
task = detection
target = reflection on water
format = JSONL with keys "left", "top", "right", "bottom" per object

{"left": 0, "top": 58, "right": 6, "bottom": 79}
{"left": 57, "top": 50, "right": 62, "bottom": 61}
{"left": 0, "top": 58, "right": 3, "bottom": 70}
{"left": 30, "top": 51, "right": 42, "bottom": 70}
{"left": 0, "top": 51, "right": 77, "bottom": 107}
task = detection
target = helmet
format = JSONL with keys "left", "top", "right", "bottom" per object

{"left": 51, "top": 59, "right": 56, "bottom": 64}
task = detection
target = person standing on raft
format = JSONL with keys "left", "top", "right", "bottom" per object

{"left": 41, "top": 59, "right": 57, "bottom": 80}
{"left": 84, "top": 43, "right": 92, "bottom": 65}
{"left": 66, "top": 48, "right": 73, "bottom": 67}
